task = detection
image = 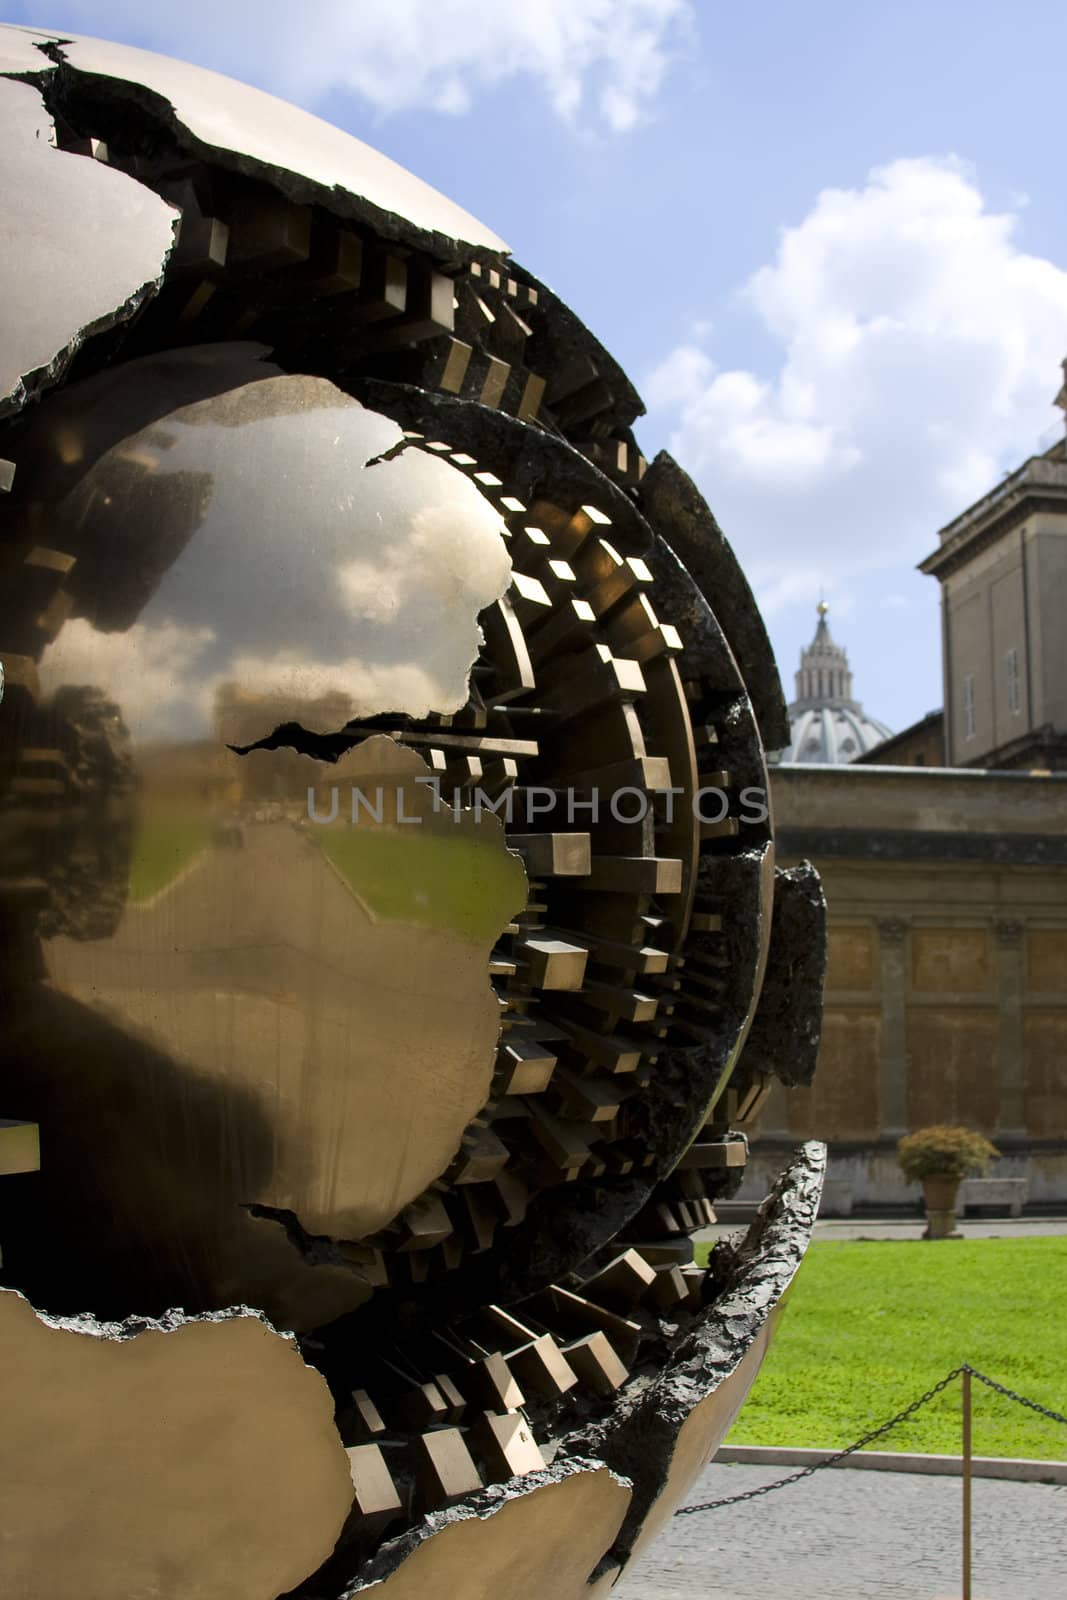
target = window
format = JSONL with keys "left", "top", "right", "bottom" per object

{"left": 1006, "top": 647, "right": 1021, "bottom": 715}
{"left": 962, "top": 674, "right": 976, "bottom": 740}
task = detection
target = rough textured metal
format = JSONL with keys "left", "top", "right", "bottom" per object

{"left": 733, "top": 863, "right": 827, "bottom": 1090}
{"left": 561, "top": 1143, "right": 826, "bottom": 1567}
{"left": 637, "top": 451, "right": 791, "bottom": 752}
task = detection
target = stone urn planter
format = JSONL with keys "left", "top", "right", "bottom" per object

{"left": 920, "top": 1174, "right": 962, "bottom": 1239}
{"left": 897, "top": 1127, "right": 1000, "bottom": 1242}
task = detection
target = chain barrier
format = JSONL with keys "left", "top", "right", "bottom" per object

{"left": 674, "top": 1363, "right": 1065, "bottom": 1515}
{"left": 966, "top": 1366, "right": 1067, "bottom": 1428}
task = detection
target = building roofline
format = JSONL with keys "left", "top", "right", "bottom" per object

{"left": 919, "top": 451, "right": 1067, "bottom": 578}
{"left": 773, "top": 762, "right": 1067, "bottom": 782}
{"left": 852, "top": 708, "right": 943, "bottom": 764}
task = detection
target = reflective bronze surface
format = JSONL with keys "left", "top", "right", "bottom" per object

{"left": 2, "top": 356, "right": 522, "bottom": 1325}
{"left": 0, "top": 28, "right": 826, "bottom": 1597}
{"left": 50, "top": 31, "right": 509, "bottom": 253}
{"left": 0, "top": 1290, "right": 354, "bottom": 1599}
{"left": 0, "top": 77, "right": 176, "bottom": 412}
{"left": 23, "top": 347, "right": 513, "bottom": 736}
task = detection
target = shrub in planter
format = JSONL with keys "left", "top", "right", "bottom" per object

{"left": 896, "top": 1126, "right": 1000, "bottom": 1183}
{"left": 897, "top": 1126, "right": 999, "bottom": 1239}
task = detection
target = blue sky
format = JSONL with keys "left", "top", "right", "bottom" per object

{"left": 5, "top": 1, "right": 1066, "bottom": 734}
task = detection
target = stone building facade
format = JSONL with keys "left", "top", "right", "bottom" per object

{"left": 743, "top": 367, "right": 1067, "bottom": 1209}
{"left": 918, "top": 361, "right": 1067, "bottom": 771}
{"left": 743, "top": 763, "right": 1067, "bottom": 1208}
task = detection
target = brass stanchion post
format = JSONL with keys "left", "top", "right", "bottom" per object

{"left": 962, "top": 1366, "right": 972, "bottom": 1600}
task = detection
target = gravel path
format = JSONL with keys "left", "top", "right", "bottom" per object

{"left": 615, "top": 1460, "right": 1067, "bottom": 1599}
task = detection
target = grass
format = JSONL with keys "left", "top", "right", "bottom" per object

{"left": 128, "top": 820, "right": 212, "bottom": 903}
{"left": 698, "top": 1237, "right": 1067, "bottom": 1461}
{"left": 316, "top": 826, "right": 525, "bottom": 944}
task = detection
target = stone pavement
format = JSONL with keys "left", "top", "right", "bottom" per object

{"left": 615, "top": 1461, "right": 1067, "bottom": 1599}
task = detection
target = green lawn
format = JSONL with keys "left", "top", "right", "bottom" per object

{"left": 701, "top": 1237, "right": 1067, "bottom": 1461}
{"left": 128, "top": 820, "right": 212, "bottom": 903}
{"left": 316, "top": 826, "right": 525, "bottom": 944}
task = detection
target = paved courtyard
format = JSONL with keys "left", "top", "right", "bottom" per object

{"left": 616, "top": 1461, "right": 1067, "bottom": 1600}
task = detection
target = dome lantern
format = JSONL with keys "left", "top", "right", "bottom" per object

{"left": 779, "top": 603, "right": 893, "bottom": 763}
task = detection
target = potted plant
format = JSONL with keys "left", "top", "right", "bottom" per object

{"left": 896, "top": 1126, "right": 1000, "bottom": 1239}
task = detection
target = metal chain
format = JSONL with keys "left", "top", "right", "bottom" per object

{"left": 674, "top": 1367, "right": 967, "bottom": 1514}
{"left": 674, "top": 1362, "right": 1065, "bottom": 1516}
{"left": 965, "top": 1364, "right": 1067, "bottom": 1428}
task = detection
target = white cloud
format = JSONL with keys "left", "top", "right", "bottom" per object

{"left": 643, "top": 345, "right": 713, "bottom": 411}
{"left": 38, "top": 617, "right": 218, "bottom": 740}
{"left": 36, "top": 377, "right": 513, "bottom": 743}
{"left": 30, "top": 1, "right": 691, "bottom": 130}
{"left": 224, "top": 649, "right": 445, "bottom": 727}
{"left": 645, "top": 156, "right": 1067, "bottom": 619}
{"left": 337, "top": 469, "right": 511, "bottom": 632}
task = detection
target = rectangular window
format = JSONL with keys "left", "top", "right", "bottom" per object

{"left": 962, "top": 674, "right": 976, "bottom": 740}
{"left": 1006, "top": 647, "right": 1021, "bottom": 714}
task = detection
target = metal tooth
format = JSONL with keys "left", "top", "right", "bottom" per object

{"left": 349, "top": 1388, "right": 387, "bottom": 1442}
{"left": 506, "top": 1335, "right": 579, "bottom": 1400}
{"left": 555, "top": 931, "right": 669, "bottom": 976}
{"left": 452, "top": 1351, "right": 525, "bottom": 1412}
{"left": 677, "top": 1140, "right": 748, "bottom": 1172}
{"left": 531, "top": 1285, "right": 643, "bottom": 1365}
{"left": 699, "top": 820, "right": 741, "bottom": 844}
{"left": 586, "top": 856, "right": 683, "bottom": 895}
{"left": 559, "top": 1332, "right": 629, "bottom": 1396}
{"left": 580, "top": 981, "right": 659, "bottom": 1024}
{"left": 516, "top": 937, "right": 588, "bottom": 993}
{"left": 545, "top": 1012, "right": 643, "bottom": 1074}
{"left": 409, "top": 1429, "right": 482, "bottom": 1511}
{"left": 227, "top": 194, "right": 312, "bottom": 270}
{"left": 496, "top": 1039, "right": 554, "bottom": 1097}
{"left": 397, "top": 1193, "right": 453, "bottom": 1251}
{"left": 646, "top": 1262, "right": 690, "bottom": 1310}
{"left": 537, "top": 645, "right": 645, "bottom": 717}
{"left": 372, "top": 261, "right": 455, "bottom": 346}
{"left": 344, "top": 1445, "right": 404, "bottom": 1537}
{"left": 526, "top": 498, "right": 612, "bottom": 559}
{"left": 579, "top": 1249, "right": 657, "bottom": 1310}
{"left": 458, "top": 1186, "right": 498, "bottom": 1252}
{"left": 524, "top": 1097, "right": 592, "bottom": 1173}
{"left": 396, "top": 1381, "right": 450, "bottom": 1430}
{"left": 452, "top": 1127, "right": 509, "bottom": 1185}
{"left": 507, "top": 835, "right": 591, "bottom": 877}
{"left": 547, "top": 1069, "right": 626, "bottom": 1125}
{"left": 0, "top": 1120, "right": 40, "bottom": 1176}
{"left": 468, "top": 1411, "right": 545, "bottom": 1479}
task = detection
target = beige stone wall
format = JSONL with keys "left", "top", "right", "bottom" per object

{"left": 747, "top": 766, "right": 1067, "bottom": 1205}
